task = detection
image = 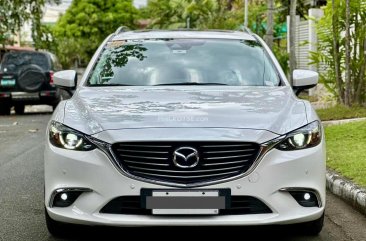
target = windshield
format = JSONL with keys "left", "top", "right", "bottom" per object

{"left": 88, "top": 39, "right": 280, "bottom": 86}
{"left": 1, "top": 52, "right": 50, "bottom": 72}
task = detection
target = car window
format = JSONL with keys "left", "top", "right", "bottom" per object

{"left": 1, "top": 52, "right": 50, "bottom": 72}
{"left": 88, "top": 39, "right": 280, "bottom": 86}
{"left": 49, "top": 53, "right": 62, "bottom": 71}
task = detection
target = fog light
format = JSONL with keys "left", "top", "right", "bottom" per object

{"left": 61, "top": 193, "right": 68, "bottom": 201}
{"left": 288, "top": 190, "right": 320, "bottom": 207}
{"left": 280, "top": 188, "right": 321, "bottom": 208}
{"left": 304, "top": 193, "right": 311, "bottom": 200}
{"left": 50, "top": 188, "right": 92, "bottom": 208}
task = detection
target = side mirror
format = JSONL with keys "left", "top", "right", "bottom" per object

{"left": 292, "top": 69, "right": 318, "bottom": 95}
{"left": 54, "top": 70, "right": 77, "bottom": 97}
{"left": 54, "top": 70, "right": 77, "bottom": 89}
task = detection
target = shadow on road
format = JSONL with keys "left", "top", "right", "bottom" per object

{"left": 51, "top": 225, "right": 313, "bottom": 241}
{"left": 21, "top": 111, "right": 53, "bottom": 116}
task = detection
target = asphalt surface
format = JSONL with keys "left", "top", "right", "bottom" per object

{"left": 1, "top": 106, "right": 366, "bottom": 241}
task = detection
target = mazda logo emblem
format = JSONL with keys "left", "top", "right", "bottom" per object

{"left": 173, "top": 147, "right": 199, "bottom": 168}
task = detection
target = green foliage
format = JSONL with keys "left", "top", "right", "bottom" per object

{"left": 32, "top": 24, "right": 56, "bottom": 52}
{"left": 143, "top": 0, "right": 244, "bottom": 30}
{"left": 94, "top": 44, "right": 147, "bottom": 84}
{"left": 316, "top": 105, "right": 366, "bottom": 121}
{"left": 309, "top": 0, "right": 366, "bottom": 105}
{"left": 272, "top": 45, "right": 288, "bottom": 74}
{"left": 325, "top": 121, "right": 366, "bottom": 187}
{"left": 0, "top": 0, "right": 60, "bottom": 47}
{"left": 53, "top": 0, "right": 138, "bottom": 67}
{"left": 142, "top": 0, "right": 288, "bottom": 36}
{"left": 141, "top": 0, "right": 288, "bottom": 74}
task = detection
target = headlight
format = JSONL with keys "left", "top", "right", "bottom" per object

{"left": 49, "top": 121, "right": 96, "bottom": 151}
{"left": 275, "top": 121, "right": 322, "bottom": 151}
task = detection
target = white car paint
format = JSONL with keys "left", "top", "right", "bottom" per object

{"left": 62, "top": 86, "right": 307, "bottom": 135}
{"left": 53, "top": 70, "right": 77, "bottom": 88}
{"left": 45, "top": 30, "right": 325, "bottom": 231}
{"left": 293, "top": 69, "right": 319, "bottom": 87}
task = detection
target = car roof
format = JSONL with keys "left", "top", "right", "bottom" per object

{"left": 3, "top": 50, "right": 48, "bottom": 56}
{"left": 2, "top": 46, "right": 35, "bottom": 51}
{"left": 112, "top": 29, "right": 257, "bottom": 41}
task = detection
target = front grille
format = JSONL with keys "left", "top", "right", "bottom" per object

{"left": 111, "top": 142, "right": 260, "bottom": 184}
{"left": 100, "top": 196, "right": 272, "bottom": 215}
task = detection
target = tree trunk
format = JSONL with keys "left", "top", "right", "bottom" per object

{"left": 345, "top": 0, "right": 351, "bottom": 106}
{"left": 227, "top": 0, "right": 234, "bottom": 10}
{"left": 332, "top": 0, "right": 344, "bottom": 104}
{"left": 356, "top": 36, "right": 366, "bottom": 104}
{"left": 264, "top": 0, "right": 274, "bottom": 49}
{"left": 289, "top": 0, "right": 297, "bottom": 85}
{"left": 353, "top": 12, "right": 358, "bottom": 101}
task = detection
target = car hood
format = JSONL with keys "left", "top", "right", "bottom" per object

{"left": 63, "top": 86, "right": 308, "bottom": 135}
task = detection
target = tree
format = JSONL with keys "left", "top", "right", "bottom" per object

{"left": 53, "top": 0, "right": 138, "bottom": 67}
{"left": 264, "top": 0, "right": 274, "bottom": 49}
{"left": 331, "top": 0, "right": 344, "bottom": 104}
{"left": 289, "top": 0, "right": 297, "bottom": 85}
{"left": 143, "top": 0, "right": 241, "bottom": 30}
{"left": 32, "top": 24, "right": 55, "bottom": 52}
{"left": 310, "top": 0, "right": 366, "bottom": 105}
{"left": 0, "top": 0, "right": 60, "bottom": 48}
{"left": 344, "top": 0, "right": 351, "bottom": 106}
{"left": 142, "top": 0, "right": 183, "bottom": 29}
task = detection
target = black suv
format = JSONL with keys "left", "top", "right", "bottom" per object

{"left": 0, "top": 51, "right": 62, "bottom": 115}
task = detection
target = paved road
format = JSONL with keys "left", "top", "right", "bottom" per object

{"left": 1, "top": 108, "right": 366, "bottom": 241}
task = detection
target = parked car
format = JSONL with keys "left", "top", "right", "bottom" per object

{"left": 0, "top": 46, "right": 35, "bottom": 63}
{"left": 0, "top": 50, "right": 62, "bottom": 114}
{"left": 45, "top": 28, "right": 325, "bottom": 236}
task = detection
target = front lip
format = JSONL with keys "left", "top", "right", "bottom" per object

{"left": 86, "top": 135, "right": 286, "bottom": 188}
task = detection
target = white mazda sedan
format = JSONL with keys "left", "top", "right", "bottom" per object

{"left": 44, "top": 29, "right": 325, "bottom": 236}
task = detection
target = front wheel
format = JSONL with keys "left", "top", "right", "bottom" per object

{"left": 51, "top": 94, "right": 62, "bottom": 112}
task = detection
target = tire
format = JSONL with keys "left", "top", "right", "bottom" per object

{"left": 17, "top": 64, "right": 47, "bottom": 92}
{"left": 45, "top": 208, "right": 69, "bottom": 237}
{"left": 14, "top": 104, "right": 25, "bottom": 115}
{"left": 51, "top": 92, "right": 63, "bottom": 112}
{"left": 299, "top": 212, "right": 324, "bottom": 236}
{"left": 0, "top": 105, "right": 11, "bottom": 115}
{"left": 51, "top": 97, "right": 61, "bottom": 112}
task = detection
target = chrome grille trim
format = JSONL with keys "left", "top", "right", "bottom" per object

{"left": 134, "top": 170, "right": 240, "bottom": 179}
{"left": 201, "top": 144, "right": 253, "bottom": 148}
{"left": 205, "top": 149, "right": 256, "bottom": 154}
{"left": 87, "top": 135, "right": 286, "bottom": 188}
{"left": 202, "top": 160, "right": 250, "bottom": 166}
{"left": 118, "top": 149, "right": 169, "bottom": 154}
{"left": 119, "top": 154, "right": 168, "bottom": 160}
{"left": 111, "top": 141, "right": 262, "bottom": 185}
{"left": 128, "top": 165, "right": 244, "bottom": 173}
{"left": 204, "top": 154, "right": 253, "bottom": 160}
{"left": 119, "top": 144, "right": 172, "bottom": 148}
{"left": 124, "top": 160, "right": 170, "bottom": 167}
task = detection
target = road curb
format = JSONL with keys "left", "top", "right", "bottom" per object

{"left": 326, "top": 169, "right": 366, "bottom": 215}
{"left": 322, "top": 117, "right": 366, "bottom": 127}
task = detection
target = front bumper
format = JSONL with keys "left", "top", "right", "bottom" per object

{"left": 44, "top": 135, "right": 326, "bottom": 226}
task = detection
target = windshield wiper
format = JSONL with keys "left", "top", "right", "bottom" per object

{"left": 154, "top": 82, "right": 228, "bottom": 86}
